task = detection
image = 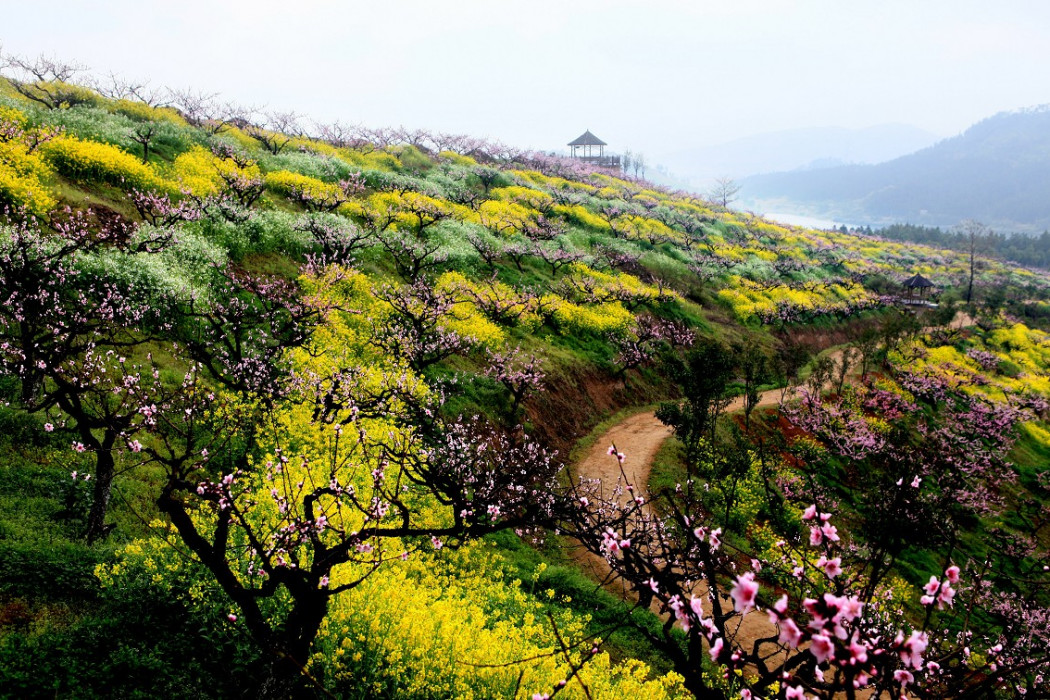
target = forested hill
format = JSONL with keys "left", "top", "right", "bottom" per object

{"left": 742, "top": 106, "right": 1050, "bottom": 231}
{"left": 658, "top": 123, "right": 940, "bottom": 182}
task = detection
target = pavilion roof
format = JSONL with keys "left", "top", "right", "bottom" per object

{"left": 902, "top": 273, "right": 935, "bottom": 288}
{"left": 568, "top": 130, "right": 607, "bottom": 146}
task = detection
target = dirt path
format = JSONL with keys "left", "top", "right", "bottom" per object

{"left": 574, "top": 344, "right": 843, "bottom": 497}
{"left": 575, "top": 412, "right": 673, "bottom": 503}
{"left": 568, "top": 312, "right": 975, "bottom": 661}
{"left": 576, "top": 310, "right": 972, "bottom": 503}
{"left": 572, "top": 406, "right": 783, "bottom": 652}
{"left": 570, "top": 347, "right": 844, "bottom": 619}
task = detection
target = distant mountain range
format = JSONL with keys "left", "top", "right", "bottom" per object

{"left": 657, "top": 124, "right": 941, "bottom": 184}
{"left": 739, "top": 107, "right": 1050, "bottom": 232}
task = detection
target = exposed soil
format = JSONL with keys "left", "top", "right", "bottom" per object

{"left": 526, "top": 366, "right": 669, "bottom": 458}
{"left": 773, "top": 315, "right": 883, "bottom": 357}
{"left": 574, "top": 411, "right": 673, "bottom": 502}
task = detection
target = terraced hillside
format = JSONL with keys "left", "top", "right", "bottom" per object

{"left": 0, "top": 69, "right": 1048, "bottom": 699}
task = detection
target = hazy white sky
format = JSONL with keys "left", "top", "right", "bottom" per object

{"left": 3, "top": 0, "right": 1050, "bottom": 161}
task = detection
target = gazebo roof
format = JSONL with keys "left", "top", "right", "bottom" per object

{"left": 902, "top": 273, "right": 935, "bottom": 288}
{"left": 568, "top": 130, "right": 607, "bottom": 147}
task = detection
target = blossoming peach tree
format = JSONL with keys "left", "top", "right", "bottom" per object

{"left": 564, "top": 442, "right": 1048, "bottom": 699}
{"left": 105, "top": 260, "right": 566, "bottom": 695}
{"left": 0, "top": 209, "right": 177, "bottom": 541}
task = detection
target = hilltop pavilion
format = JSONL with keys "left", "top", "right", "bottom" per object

{"left": 568, "top": 130, "right": 621, "bottom": 169}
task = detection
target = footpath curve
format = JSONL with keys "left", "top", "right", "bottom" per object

{"left": 570, "top": 370, "right": 800, "bottom": 651}
{"left": 577, "top": 308, "right": 976, "bottom": 506}
{"left": 569, "top": 313, "right": 976, "bottom": 660}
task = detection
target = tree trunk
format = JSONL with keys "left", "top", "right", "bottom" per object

{"left": 967, "top": 251, "right": 975, "bottom": 304}
{"left": 84, "top": 431, "right": 117, "bottom": 544}
{"left": 258, "top": 594, "right": 330, "bottom": 698}
{"left": 682, "top": 635, "right": 721, "bottom": 699}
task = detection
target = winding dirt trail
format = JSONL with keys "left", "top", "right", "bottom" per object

{"left": 574, "top": 348, "right": 837, "bottom": 510}
{"left": 577, "top": 307, "right": 976, "bottom": 506}
{"left": 572, "top": 408, "right": 784, "bottom": 650}
{"left": 569, "top": 313, "right": 976, "bottom": 660}
{"left": 568, "top": 348, "right": 823, "bottom": 645}
{"left": 570, "top": 347, "right": 852, "bottom": 639}
{"left": 570, "top": 412, "right": 673, "bottom": 596}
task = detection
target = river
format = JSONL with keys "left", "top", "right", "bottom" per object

{"left": 760, "top": 211, "right": 848, "bottom": 230}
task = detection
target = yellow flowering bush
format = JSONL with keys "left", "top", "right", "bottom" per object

{"left": 548, "top": 297, "right": 633, "bottom": 336}
{"left": 553, "top": 204, "right": 611, "bottom": 232}
{"left": 437, "top": 150, "right": 477, "bottom": 166}
{"left": 110, "top": 99, "right": 187, "bottom": 125}
{"left": 0, "top": 139, "right": 56, "bottom": 216}
{"left": 511, "top": 170, "right": 594, "bottom": 196}
{"left": 265, "top": 169, "right": 344, "bottom": 203}
{"left": 214, "top": 125, "right": 262, "bottom": 152}
{"left": 171, "top": 146, "right": 224, "bottom": 196}
{"left": 620, "top": 215, "right": 680, "bottom": 244}
{"left": 41, "top": 134, "right": 167, "bottom": 191}
{"left": 312, "top": 541, "right": 689, "bottom": 699}
{"left": 171, "top": 146, "right": 266, "bottom": 200}
{"left": 338, "top": 147, "right": 402, "bottom": 171}
{"left": 476, "top": 198, "right": 538, "bottom": 236}
{"left": 366, "top": 190, "right": 471, "bottom": 230}
{"left": 898, "top": 323, "right": 1050, "bottom": 403}
{"left": 437, "top": 271, "right": 545, "bottom": 330}
{"left": 564, "top": 263, "right": 677, "bottom": 308}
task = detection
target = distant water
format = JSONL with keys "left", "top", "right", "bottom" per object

{"left": 761, "top": 211, "right": 845, "bottom": 230}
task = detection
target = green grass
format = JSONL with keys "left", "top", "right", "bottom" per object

{"left": 1009, "top": 421, "right": 1050, "bottom": 488}
{"left": 0, "top": 402, "right": 262, "bottom": 698}
{"left": 647, "top": 434, "right": 685, "bottom": 496}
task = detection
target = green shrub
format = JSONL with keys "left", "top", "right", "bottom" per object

{"left": 258, "top": 150, "right": 358, "bottom": 182}
{"left": 0, "top": 543, "right": 102, "bottom": 600}
{"left": 357, "top": 168, "right": 432, "bottom": 194}
{"left": 998, "top": 358, "right": 1023, "bottom": 378}
{"left": 189, "top": 210, "right": 307, "bottom": 261}
{"left": 0, "top": 585, "right": 262, "bottom": 698}
{"left": 36, "top": 105, "right": 140, "bottom": 151}
{"left": 36, "top": 104, "right": 198, "bottom": 162}
{"left": 78, "top": 227, "right": 226, "bottom": 305}
{"left": 391, "top": 144, "right": 433, "bottom": 173}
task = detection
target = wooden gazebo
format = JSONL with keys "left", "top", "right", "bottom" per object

{"left": 568, "top": 130, "right": 620, "bottom": 169}
{"left": 568, "top": 130, "right": 606, "bottom": 159}
{"left": 902, "top": 273, "right": 935, "bottom": 301}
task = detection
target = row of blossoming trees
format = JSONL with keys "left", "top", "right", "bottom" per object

{"left": 5, "top": 52, "right": 1049, "bottom": 332}
{"left": 0, "top": 58, "right": 1048, "bottom": 697}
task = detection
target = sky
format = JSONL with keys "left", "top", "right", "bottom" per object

{"left": 3, "top": 0, "right": 1050, "bottom": 169}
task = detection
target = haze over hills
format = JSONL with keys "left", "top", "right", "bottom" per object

{"left": 739, "top": 106, "right": 1050, "bottom": 232}
{"left": 656, "top": 123, "right": 941, "bottom": 186}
